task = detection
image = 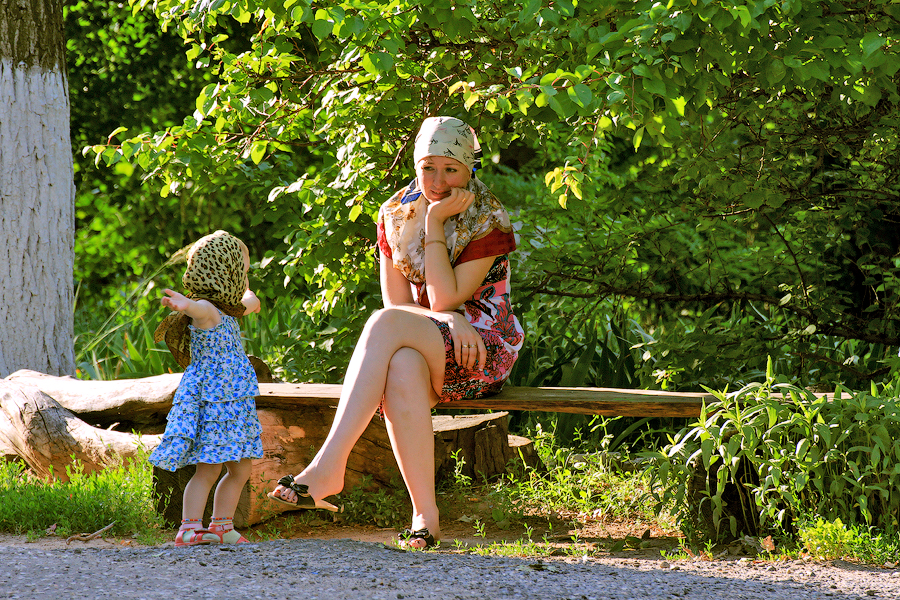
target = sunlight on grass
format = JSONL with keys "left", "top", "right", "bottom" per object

{"left": 0, "top": 451, "right": 167, "bottom": 542}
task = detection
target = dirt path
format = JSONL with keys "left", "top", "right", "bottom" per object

{"left": 1, "top": 530, "right": 898, "bottom": 600}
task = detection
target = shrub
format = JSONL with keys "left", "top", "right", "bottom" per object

{"left": 644, "top": 359, "right": 900, "bottom": 544}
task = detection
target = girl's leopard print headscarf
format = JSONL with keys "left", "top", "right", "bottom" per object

{"left": 154, "top": 230, "right": 248, "bottom": 368}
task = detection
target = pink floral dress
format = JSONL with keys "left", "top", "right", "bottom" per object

{"left": 378, "top": 223, "right": 525, "bottom": 403}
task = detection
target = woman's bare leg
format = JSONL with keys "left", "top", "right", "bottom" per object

{"left": 382, "top": 347, "right": 442, "bottom": 548}
{"left": 272, "top": 308, "right": 446, "bottom": 502}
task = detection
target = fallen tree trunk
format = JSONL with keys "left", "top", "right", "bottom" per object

{"left": 5, "top": 369, "right": 178, "bottom": 431}
{"left": 0, "top": 380, "right": 160, "bottom": 481}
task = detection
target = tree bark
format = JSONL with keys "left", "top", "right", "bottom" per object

{"left": 0, "top": 0, "right": 75, "bottom": 377}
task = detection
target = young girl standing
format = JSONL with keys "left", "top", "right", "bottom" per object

{"left": 150, "top": 230, "right": 264, "bottom": 546}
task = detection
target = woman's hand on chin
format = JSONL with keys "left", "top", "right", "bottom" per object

{"left": 427, "top": 187, "right": 475, "bottom": 222}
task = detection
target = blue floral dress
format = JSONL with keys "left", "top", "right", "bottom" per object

{"left": 150, "top": 313, "right": 263, "bottom": 471}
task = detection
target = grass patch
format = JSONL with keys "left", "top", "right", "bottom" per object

{"left": 0, "top": 453, "right": 167, "bottom": 543}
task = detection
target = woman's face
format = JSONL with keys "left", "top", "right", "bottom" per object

{"left": 416, "top": 156, "right": 470, "bottom": 202}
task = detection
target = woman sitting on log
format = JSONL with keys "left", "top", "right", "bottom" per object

{"left": 268, "top": 116, "right": 525, "bottom": 549}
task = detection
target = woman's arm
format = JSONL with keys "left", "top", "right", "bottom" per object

{"left": 425, "top": 254, "right": 495, "bottom": 311}
{"left": 380, "top": 251, "right": 416, "bottom": 308}
{"left": 379, "top": 251, "right": 491, "bottom": 370}
{"left": 422, "top": 188, "right": 497, "bottom": 311}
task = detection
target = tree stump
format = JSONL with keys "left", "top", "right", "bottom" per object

{"left": 155, "top": 409, "right": 536, "bottom": 528}
{"left": 433, "top": 413, "right": 541, "bottom": 483}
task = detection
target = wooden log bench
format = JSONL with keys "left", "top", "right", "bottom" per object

{"left": 256, "top": 383, "right": 714, "bottom": 417}
{"left": 155, "top": 383, "right": 715, "bottom": 528}
{"left": 1, "top": 370, "right": 714, "bottom": 529}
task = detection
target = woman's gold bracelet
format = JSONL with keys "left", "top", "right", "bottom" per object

{"left": 424, "top": 239, "right": 447, "bottom": 248}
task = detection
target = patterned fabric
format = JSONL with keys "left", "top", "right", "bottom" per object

{"left": 426, "top": 255, "right": 524, "bottom": 403}
{"left": 154, "top": 230, "right": 248, "bottom": 368}
{"left": 181, "top": 230, "right": 248, "bottom": 306}
{"left": 414, "top": 116, "right": 479, "bottom": 171}
{"left": 378, "top": 178, "right": 514, "bottom": 285}
{"left": 149, "top": 313, "right": 263, "bottom": 471}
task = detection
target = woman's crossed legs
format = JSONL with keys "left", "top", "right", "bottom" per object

{"left": 269, "top": 308, "right": 447, "bottom": 548}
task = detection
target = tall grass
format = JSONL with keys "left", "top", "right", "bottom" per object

{"left": 75, "top": 287, "right": 356, "bottom": 384}
{"left": 0, "top": 454, "right": 165, "bottom": 542}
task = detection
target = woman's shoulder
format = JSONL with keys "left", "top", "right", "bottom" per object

{"left": 379, "top": 186, "right": 409, "bottom": 211}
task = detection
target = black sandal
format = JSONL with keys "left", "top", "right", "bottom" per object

{"left": 267, "top": 475, "right": 339, "bottom": 512}
{"left": 398, "top": 528, "right": 437, "bottom": 550}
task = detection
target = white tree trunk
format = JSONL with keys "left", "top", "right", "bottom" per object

{"left": 0, "top": 0, "right": 75, "bottom": 377}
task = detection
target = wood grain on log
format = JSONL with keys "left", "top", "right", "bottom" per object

{"left": 5, "top": 369, "right": 178, "bottom": 430}
{"left": 258, "top": 383, "right": 713, "bottom": 417}
{"left": 0, "top": 380, "right": 160, "bottom": 482}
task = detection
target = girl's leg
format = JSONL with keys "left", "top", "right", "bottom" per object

{"left": 205, "top": 459, "right": 253, "bottom": 544}
{"left": 271, "top": 308, "right": 447, "bottom": 502}
{"left": 211, "top": 458, "right": 252, "bottom": 519}
{"left": 382, "top": 347, "right": 442, "bottom": 548}
{"left": 176, "top": 462, "right": 221, "bottom": 545}
{"left": 182, "top": 462, "right": 222, "bottom": 520}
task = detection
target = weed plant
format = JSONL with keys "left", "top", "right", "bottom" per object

{"left": 799, "top": 518, "right": 900, "bottom": 565}
{"left": 338, "top": 476, "right": 408, "bottom": 528}
{"left": 645, "top": 358, "right": 900, "bottom": 546}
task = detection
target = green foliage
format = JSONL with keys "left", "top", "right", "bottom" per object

{"left": 74, "top": 268, "right": 363, "bottom": 383}
{"left": 798, "top": 517, "right": 856, "bottom": 561}
{"left": 645, "top": 359, "right": 900, "bottom": 544}
{"left": 799, "top": 517, "right": 900, "bottom": 565}
{"left": 67, "top": 2, "right": 219, "bottom": 304}
{"left": 78, "top": 0, "right": 900, "bottom": 393}
{"left": 336, "top": 476, "right": 408, "bottom": 528}
{"left": 508, "top": 428, "right": 665, "bottom": 526}
{"left": 0, "top": 456, "right": 165, "bottom": 540}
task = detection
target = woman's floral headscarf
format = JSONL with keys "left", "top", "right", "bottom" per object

{"left": 379, "top": 117, "right": 513, "bottom": 284}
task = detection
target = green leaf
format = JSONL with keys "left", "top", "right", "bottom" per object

{"left": 361, "top": 52, "right": 394, "bottom": 75}
{"left": 732, "top": 5, "right": 752, "bottom": 28}
{"left": 519, "top": 0, "right": 541, "bottom": 24}
{"left": 765, "top": 60, "right": 786, "bottom": 85}
{"left": 632, "top": 127, "right": 645, "bottom": 150}
{"left": 568, "top": 83, "right": 593, "bottom": 108}
{"left": 106, "top": 126, "right": 128, "bottom": 141}
{"left": 312, "top": 17, "right": 334, "bottom": 40}
{"left": 250, "top": 141, "right": 267, "bottom": 165}
{"left": 554, "top": 0, "right": 575, "bottom": 17}
{"left": 643, "top": 76, "right": 667, "bottom": 97}
{"left": 607, "top": 90, "right": 626, "bottom": 104}
{"left": 861, "top": 32, "right": 885, "bottom": 57}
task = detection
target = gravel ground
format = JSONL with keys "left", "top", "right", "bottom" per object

{"left": 1, "top": 537, "right": 898, "bottom": 599}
